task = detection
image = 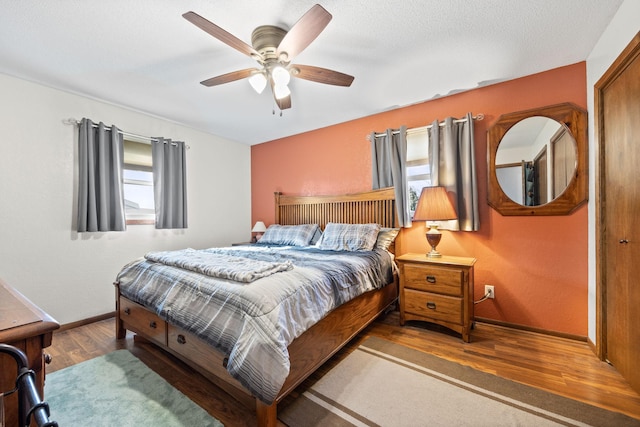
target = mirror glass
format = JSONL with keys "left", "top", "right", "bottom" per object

{"left": 487, "top": 102, "right": 588, "bottom": 216}
{"left": 495, "top": 117, "right": 576, "bottom": 206}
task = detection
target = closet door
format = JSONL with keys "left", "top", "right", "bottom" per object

{"left": 597, "top": 32, "right": 640, "bottom": 394}
{"left": 533, "top": 147, "right": 548, "bottom": 205}
{"left": 552, "top": 128, "right": 575, "bottom": 199}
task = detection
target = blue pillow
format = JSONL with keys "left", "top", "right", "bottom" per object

{"left": 318, "top": 223, "right": 381, "bottom": 251}
{"left": 309, "top": 226, "right": 322, "bottom": 245}
{"left": 375, "top": 227, "right": 400, "bottom": 251}
{"left": 258, "top": 224, "right": 320, "bottom": 246}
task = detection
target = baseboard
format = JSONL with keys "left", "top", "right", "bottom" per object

{"left": 474, "top": 317, "right": 588, "bottom": 342}
{"left": 56, "top": 311, "right": 115, "bottom": 332}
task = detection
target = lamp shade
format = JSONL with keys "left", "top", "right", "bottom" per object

{"left": 413, "top": 187, "right": 457, "bottom": 221}
{"left": 273, "top": 83, "right": 291, "bottom": 100}
{"left": 248, "top": 72, "right": 267, "bottom": 94}
{"left": 271, "top": 66, "right": 291, "bottom": 86}
{"left": 251, "top": 221, "right": 267, "bottom": 233}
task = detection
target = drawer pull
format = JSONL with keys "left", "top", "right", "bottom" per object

{"left": 124, "top": 307, "right": 131, "bottom": 315}
{"left": 44, "top": 353, "right": 53, "bottom": 364}
{"left": 149, "top": 321, "right": 157, "bottom": 329}
{"left": 176, "top": 334, "right": 187, "bottom": 345}
{"left": 426, "top": 275, "right": 436, "bottom": 283}
{"left": 426, "top": 302, "right": 437, "bottom": 310}
{"left": 223, "top": 357, "right": 229, "bottom": 368}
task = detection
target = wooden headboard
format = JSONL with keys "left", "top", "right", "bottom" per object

{"left": 274, "top": 187, "right": 397, "bottom": 229}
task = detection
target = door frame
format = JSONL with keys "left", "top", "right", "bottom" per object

{"left": 594, "top": 31, "right": 640, "bottom": 360}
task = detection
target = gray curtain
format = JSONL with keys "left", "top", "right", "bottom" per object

{"left": 370, "top": 126, "right": 411, "bottom": 227}
{"left": 77, "top": 118, "right": 126, "bottom": 232}
{"left": 429, "top": 113, "right": 479, "bottom": 231}
{"left": 152, "top": 138, "right": 188, "bottom": 229}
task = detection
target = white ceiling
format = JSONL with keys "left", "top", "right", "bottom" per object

{"left": 0, "top": 1, "right": 623, "bottom": 145}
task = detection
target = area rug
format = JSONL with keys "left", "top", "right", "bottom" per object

{"left": 279, "top": 336, "right": 639, "bottom": 427}
{"left": 45, "top": 350, "right": 223, "bottom": 427}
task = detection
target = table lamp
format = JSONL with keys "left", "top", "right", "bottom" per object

{"left": 413, "top": 187, "right": 457, "bottom": 257}
{"left": 251, "top": 221, "right": 267, "bottom": 242}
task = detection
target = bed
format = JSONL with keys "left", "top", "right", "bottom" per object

{"left": 114, "top": 187, "right": 399, "bottom": 427}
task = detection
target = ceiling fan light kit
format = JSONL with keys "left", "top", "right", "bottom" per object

{"left": 183, "top": 4, "right": 354, "bottom": 110}
{"left": 248, "top": 72, "right": 267, "bottom": 94}
{"left": 271, "top": 66, "right": 290, "bottom": 86}
{"left": 273, "top": 84, "right": 291, "bottom": 100}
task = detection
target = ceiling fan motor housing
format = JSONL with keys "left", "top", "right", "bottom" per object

{"left": 251, "top": 25, "right": 287, "bottom": 61}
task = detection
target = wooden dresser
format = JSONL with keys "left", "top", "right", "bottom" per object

{"left": 396, "top": 253, "right": 476, "bottom": 342}
{"left": 0, "top": 279, "right": 59, "bottom": 427}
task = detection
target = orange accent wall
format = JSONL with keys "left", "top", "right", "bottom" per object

{"left": 251, "top": 62, "right": 588, "bottom": 336}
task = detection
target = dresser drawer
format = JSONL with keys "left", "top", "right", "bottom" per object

{"left": 119, "top": 297, "right": 166, "bottom": 345}
{"left": 403, "top": 289, "right": 462, "bottom": 324}
{"left": 402, "top": 263, "right": 463, "bottom": 296}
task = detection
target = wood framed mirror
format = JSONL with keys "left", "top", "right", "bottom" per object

{"left": 487, "top": 103, "right": 588, "bottom": 215}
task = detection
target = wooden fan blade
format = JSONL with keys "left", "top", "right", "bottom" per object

{"left": 276, "top": 94, "right": 292, "bottom": 110}
{"left": 292, "top": 64, "right": 354, "bottom": 87}
{"left": 200, "top": 68, "right": 258, "bottom": 87}
{"left": 276, "top": 4, "right": 332, "bottom": 62}
{"left": 183, "top": 11, "right": 261, "bottom": 59}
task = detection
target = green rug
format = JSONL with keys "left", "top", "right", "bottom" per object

{"left": 279, "top": 336, "right": 640, "bottom": 427}
{"left": 45, "top": 350, "right": 223, "bottom": 427}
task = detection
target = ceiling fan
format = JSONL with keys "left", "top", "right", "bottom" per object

{"left": 183, "top": 4, "right": 354, "bottom": 111}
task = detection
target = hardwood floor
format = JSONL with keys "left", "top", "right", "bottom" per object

{"left": 46, "top": 313, "right": 640, "bottom": 426}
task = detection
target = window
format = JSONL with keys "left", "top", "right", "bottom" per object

{"left": 123, "top": 140, "right": 154, "bottom": 224}
{"left": 406, "top": 129, "right": 431, "bottom": 215}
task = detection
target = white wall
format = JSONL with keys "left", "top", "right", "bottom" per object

{"left": 0, "top": 74, "right": 251, "bottom": 325}
{"left": 586, "top": 0, "right": 640, "bottom": 342}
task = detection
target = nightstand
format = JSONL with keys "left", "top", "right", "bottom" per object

{"left": 396, "top": 253, "right": 476, "bottom": 342}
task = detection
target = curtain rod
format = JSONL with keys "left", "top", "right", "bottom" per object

{"left": 62, "top": 118, "right": 190, "bottom": 149}
{"left": 368, "top": 113, "right": 484, "bottom": 140}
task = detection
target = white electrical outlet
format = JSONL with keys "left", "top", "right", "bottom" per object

{"left": 484, "top": 285, "right": 495, "bottom": 299}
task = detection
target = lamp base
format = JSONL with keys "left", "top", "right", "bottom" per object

{"left": 426, "top": 248, "right": 442, "bottom": 258}
{"left": 425, "top": 225, "right": 443, "bottom": 258}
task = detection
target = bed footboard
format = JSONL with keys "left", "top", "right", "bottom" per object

{"left": 114, "top": 278, "right": 397, "bottom": 427}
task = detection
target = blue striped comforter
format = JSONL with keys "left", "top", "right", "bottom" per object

{"left": 116, "top": 245, "right": 395, "bottom": 404}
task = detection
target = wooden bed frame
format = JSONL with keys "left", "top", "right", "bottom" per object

{"left": 114, "top": 187, "right": 398, "bottom": 427}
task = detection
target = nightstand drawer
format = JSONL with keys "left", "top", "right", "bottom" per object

{"left": 404, "top": 289, "right": 462, "bottom": 324}
{"left": 403, "top": 263, "right": 463, "bottom": 296}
